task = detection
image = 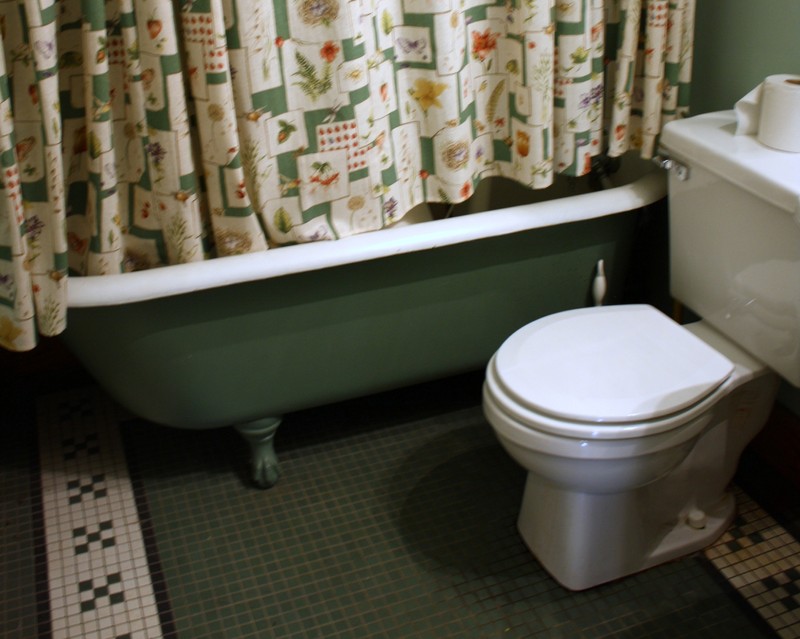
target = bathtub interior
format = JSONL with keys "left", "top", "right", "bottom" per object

{"left": 400, "top": 153, "right": 654, "bottom": 224}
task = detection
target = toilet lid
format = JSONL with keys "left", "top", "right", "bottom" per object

{"left": 492, "top": 305, "right": 734, "bottom": 424}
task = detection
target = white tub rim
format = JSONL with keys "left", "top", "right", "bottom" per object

{"left": 67, "top": 169, "right": 666, "bottom": 308}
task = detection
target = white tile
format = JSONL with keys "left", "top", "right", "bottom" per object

{"left": 51, "top": 627, "right": 71, "bottom": 639}
{"left": 98, "top": 615, "right": 115, "bottom": 630}
{"left": 130, "top": 617, "right": 145, "bottom": 632}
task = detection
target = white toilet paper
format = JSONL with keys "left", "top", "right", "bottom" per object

{"left": 734, "top": 86, "right": 762, "bottom": 135}
{"left": 758, "top": 75, "right": 800, "bottom": 152}
{"left": 734, "top": 74, "right": 800, "bottom": 152}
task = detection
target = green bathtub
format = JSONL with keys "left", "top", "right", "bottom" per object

{"left": 61, "top": 164, "right": 666, "bottom": 487}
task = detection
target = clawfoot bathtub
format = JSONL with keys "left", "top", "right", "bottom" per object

{"left": 61, "top": 162, "right": 665, "bottom": 487}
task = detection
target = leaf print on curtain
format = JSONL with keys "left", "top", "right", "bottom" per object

{"left": 606, "top": 0, "right": 696, "bottom": 158}
{"left": 0, "top": 0, "right": 695, "bottom": 350}
{"left": 0, "top": 0, "right": 66, "bottom": 351}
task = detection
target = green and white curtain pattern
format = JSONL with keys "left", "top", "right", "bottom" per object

{"left": 0, "top": 0, "right": 694, "bottom": 351}
{"left": 607, "top": 0, "right": 694, "bottom": 157}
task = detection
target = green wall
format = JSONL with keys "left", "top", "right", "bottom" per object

{"left": 691, "top": 0, "right": 800, "bottom": 115}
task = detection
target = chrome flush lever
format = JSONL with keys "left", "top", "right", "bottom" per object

{"left": 652, "top": 154, "right": 691, "bottom": 181}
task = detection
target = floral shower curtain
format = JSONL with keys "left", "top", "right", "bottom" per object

{"left": 0, "top": 0, "right": 693, "bottom": 352}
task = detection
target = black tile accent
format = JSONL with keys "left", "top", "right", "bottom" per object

{"left": 726, "top": 540, "right": 743, "bottom": 552}
{"left": 61, "top": 433, "right": 100, "bottom": 460}
{"left": 759, "top": 569, "right": 800, "bottom": 616}
{"left": 66, "top": 474, "right": 107, "bottom": 504}
{"left": 73, "top": 520, "right": 116, "bottom": 555}
{"left": 78, "top": 573, "right": 125, "bottom": 613}
{"left": 57, "top": 398, "right": 95, "bottom": 423}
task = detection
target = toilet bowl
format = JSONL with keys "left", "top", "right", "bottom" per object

{"left": 482, "top": 111, "right": 800, "bottom": 591}
{"left": 483, "top": 304, "right": 779, "bottom": 590}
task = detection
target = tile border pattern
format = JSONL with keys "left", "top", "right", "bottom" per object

{"left": 33, "top": 387, "right": 800, "bottom": 638}
{"left": 705, "top": 488, "right": 800, "bottom": 639}
{"left": 37, "top": 389, "right": 172, "bottom": 639}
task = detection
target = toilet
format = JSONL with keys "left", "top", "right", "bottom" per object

{"left": 482, "top": 111, "right": 800, "bottom": 591}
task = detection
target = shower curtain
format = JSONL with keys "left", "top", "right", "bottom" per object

{"left": 0, "top": 0, "right": 694, "bottom": 351}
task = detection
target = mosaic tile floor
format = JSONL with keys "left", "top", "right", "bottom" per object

{"left": 3, "top": 371, "right": 800, "bottom": 638}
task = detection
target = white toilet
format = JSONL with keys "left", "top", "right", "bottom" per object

{"left": 483, "top": 111, "right": 800, "bottom": 591}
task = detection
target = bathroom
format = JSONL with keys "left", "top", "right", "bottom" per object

{"left": 2, "top": 0, "right": 800, "bottom": 638}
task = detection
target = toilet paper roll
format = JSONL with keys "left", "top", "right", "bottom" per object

{"left": 757, "top": 74, "right": 800, "bottom": 152}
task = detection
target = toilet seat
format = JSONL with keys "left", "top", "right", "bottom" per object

{"left": 488, "top": 305, "right": 734, "bottom": 439}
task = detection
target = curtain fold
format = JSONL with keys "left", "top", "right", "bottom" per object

{"left": 607, "top": 0, "right": 695, "bottom": 158}
{"left": 0, "top": 0, "right": 694, "bottom": 351}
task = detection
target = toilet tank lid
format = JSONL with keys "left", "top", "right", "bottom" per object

{"left": 492, "top": 305, "right": 734, "bottom": 424}
{"left": 659, "top": 111, "right": 800, "bottom": 216}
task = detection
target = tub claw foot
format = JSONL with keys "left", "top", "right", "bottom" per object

{"left": 252, "top": 456, "right": 280, "bottom": 489}
{"left": 235, "top": 417, "right": 282, "bottom": 489}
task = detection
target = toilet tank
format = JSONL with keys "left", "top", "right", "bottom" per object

{"left": 659, "top": 111, "right": 800, "bottom": 387}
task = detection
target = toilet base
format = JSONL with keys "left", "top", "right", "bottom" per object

{"left": 517, "top": 474, "right": 736, "bottom": 591}
{"left": 637, "top": 492, "right": 735, "bottom": 572}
